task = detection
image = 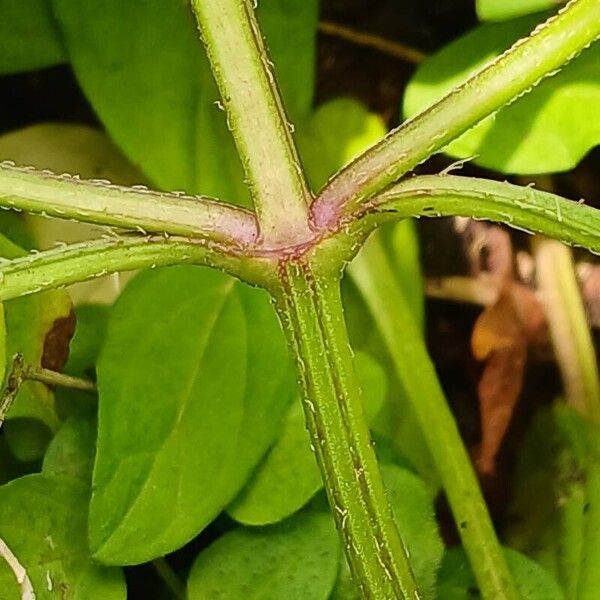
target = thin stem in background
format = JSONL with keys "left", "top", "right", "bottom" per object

{"left": 190, "top": 0, "right": 313, "bottom": 247}
{"left": 273, "top": 260, "right": 420, "bottom": 599}
{"left": 312, "top": 0, "right": 600, "bottom": 228}
{"left": 0, "top": 163, "right": 258, "bottom": 247}
{"left": 350, "top": 234, "right": 520, "bottom": 600}
{"left": 534, "top": 237, "right": 600, "bottom": 420}
{"left": 318, "top": 21, "right": 426, "bottom": 64}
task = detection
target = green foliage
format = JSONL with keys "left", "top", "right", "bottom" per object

{"left": 187, "top": 510, "right": 339, "bottom": 600}
{"left": 436, "top": 547, "right": 564, "bottom": 599}
{"left": 0, "top": 475, "right": 125, "bottom": 599}
{"left": 0, "top": 0, "right": 65, "bottom": 75}
{"left": 228, "top": 351, "right": 386, "bottom": 525}
{"left": 404, "top": 15, "right": 600, "bottom": 174}
{"left": 89, "top": 266, "right": 295, "bottom": 564}
{"left": 476, "top": 0, "right": 561, "bottom": 22}
{"left": 51, "top": 0, "right": 317, "bottom": 197}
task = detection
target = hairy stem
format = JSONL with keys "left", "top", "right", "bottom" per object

{"left": 312, "top": 0, "right": 600, "bottom": 227}
{"left": 0, "top": 163, "right": 258, "bottom": 246}
{"left": 0, "top": 236, "right": 270, "bottom": 302}
{"left": 361, "top": 175, "right": 600, "bottom": 254}
{"left": 273, "top": 259, "right": 420, "bottom": 600}
{"left": 350, "top": 234, "right": 520, "bottom": 600}
{"left": 190, "top": 0, "right": 312, "bottom": 246}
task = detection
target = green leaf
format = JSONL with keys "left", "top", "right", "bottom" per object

{"left": 0, "top": 235, "right": 73, "bottom": 429}
{"left": 187, "top": 510, "right": 339, "bottom": 600}
{"left": 476, "top": 0, "right": 561, "bottom": 21}
{"left": 2, "top": 418, "right": 52, "bottom": 462}
{"left": 297, "top": 98, "right": 386, "bottom": 192}
{"left": 436, "top": 547, "right": 563, "bottom": 599}
{"left": 0, "top": 0, "right": 65, "bottom": 75}
{"left": 65, "top": 303, "right": 109, "bottom": 378}
{"left": 0, "top": 474, "right": 125, "bottom": 599}
{"left": 332, "top": 464, "right": 443, "bottom": 599}
{"left": 90, "top": 266, "right": 295, "bottom": 564}
{"left": 505, "top": 405, "right": 600, "bottom": 598}
{"left": 228, "top": 351, "right": 387, "bottom": 526}
{"left": 52, "top": 0, "right": 317, "bottom": 196}
{"left": 43, "top": 415, "right": 97, "bottom": 484}
{"left": 403, "top": 15, "right": 600, "bottom": 174}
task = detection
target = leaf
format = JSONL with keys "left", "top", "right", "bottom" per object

{"left": 0, "top": 0, "right": 65, "bottom": 75}
{"left": 332, "top": 464, "right": 443, "bottom": 599}
{"left": 52, "top": 0, "right": 317, "bottom": 197}
{"left": 228, "top": 351, "right": 387, "bottom": 525}
{"left": 2, "top": 419, "right": 53, "bottom": 462}
{"left": 90, "top": 266, "right": 295, "bottom": 564}
{"left": 476, "top": 0, "right": 561, "bottom": 22}
{"left": 403, "top": 15, "right": 600, "bottom": 174}
{"left": 0, "top": 474, "right": 125, "bottom": 599}
{"left": 0, "top": 235, "right": 73, "bottom": 429}
{"left": 187, "top": 510, "right": 339, "bottom": 600}
{"left": 297, "top": 98, "right": 386, "bottom": 191}
{"left": 43, "top": 415, "right": 97, "bottom": 484}
{"left": 436, "top": 547, "right": 563, "bottom": 599}
{"left": 64, "top": 303, "right": 109, "bottom": 378}
{"left": 505, "top": 405, "right": 600, "bottom": 598}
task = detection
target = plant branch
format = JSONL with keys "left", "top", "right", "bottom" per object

{"left": 312, "top": 0, "right": 600, "bottom": 228}
{"left": 190, "top": 0, "right": 313, "bottom": 246}
{"left": 273, "top": 259, "right": 420, "bottom": 599}
{"left": 360, "top": 175, "right": 600, "bottom": 254}
{"left": 533, "top": 237, "right": 600, "bottom": 420}
{"left": 0, "top": 163, "right": 258, "bottom": 247}
{"left": 0, "top": 235, "right": 270, "bottom": 302}
{"left": 350, "top": 233, "right": 520, "bottom": 600}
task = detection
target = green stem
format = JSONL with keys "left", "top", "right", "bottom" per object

{"left": 190, "top": 0, "right": 312, "bottom": 246}
{"left": 0, "top": 236, "right": 270, "bottom": 302}
{"left": 361, "top": 175, "right": 600, "bottom": 254}
{"left": 350, "top": 233, "right": 520, "bottom": 600}
{"left": 534, "top": 238, "right": 600, "bottom": 420}
{"left": 272, "top": 259, "right": 420, "bottom": 600}
{"left": 312, "top": 0, "right": 600, "bottom": 227}
{"left": 0, "top": 163, "right": 258, "bottom": 246}
{"left": 23, "top": 366, "right": 96, "bottom": 393}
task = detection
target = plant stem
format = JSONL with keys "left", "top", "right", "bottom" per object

{"left": 273, "top": 259, "right": 420, "bottom": 600}
{"left": 312, "top": 0, "right": 600, "bottom": 227}
{"left": 0, "top": 236, "right": 271, "bottom": 302}
{"left": 350, "top": 233, "right": 520, "bottom": 600}
{"left": 361, "top": 175, "right": 600, "bottom": 255}
{"left": 190, "top": 0, "right": 313, "bottom": 247}
{"left": 533, "top": 238, "right": 600, "bottom": 420}
{"left": 0, "top": 163, "right": 258, "bottom": 246}
{"left": 23, "top": 366, "right": 96, "bottom": 393}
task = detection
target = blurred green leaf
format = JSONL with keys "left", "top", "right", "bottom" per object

{"left": 505, "top": 405, "right": 600, "bottom": 598}
{"left": 89, "top": 266, "right": 295, "bottom": 564}
{"left": 2, "top": 418, "right": 52, "bottom": 462}
{"left": 436, "top": 547, "right": 563, "bottom": 599}
{"left": 403, "top": 15, "right": 600, "bottom": 174}
{"left": 228, "top": 351, "right": 386, "bottom": 525}
{"left": 476, "top": 0, "right": 561, "bottom": 21}
{"left": 187, "top": 510, "right": 339, "bottom": 600}
{"left": 0, "top": 475, "right": 125, "bottom": 599}
{"left": 65, "top": 304, "right": 109, "bottom": 378}
{"left": 332, "top": 464, "right": 443, "bottom": 599}
{"left": 0, "top": 0, "right": 65, "bottom": 75}
{"left": 43, "top": 415, "right": 97, "bottom": 484}
{"left": 52, "top": 0, "right": 317, "bottom": 198}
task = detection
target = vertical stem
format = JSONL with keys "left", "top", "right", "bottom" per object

{"left": 273, "top": 259, "right": 420, "bottom": 600}
{"left": 191, "top": 0, "right": 312, "bottom": 246}
{"left": 533, "top": 237, "right": 600, "bottom": 421}
{"left": 350, "top": 234, "right": 520, "bottom": 600}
